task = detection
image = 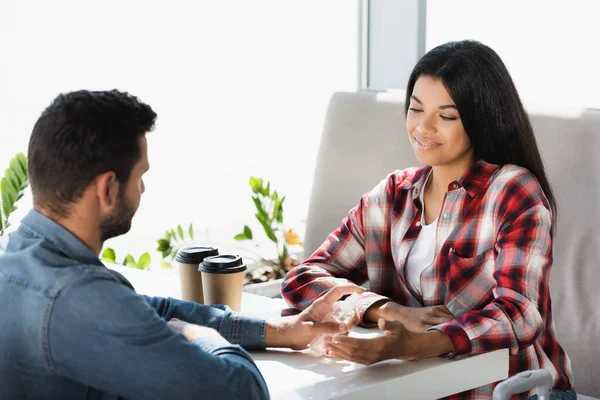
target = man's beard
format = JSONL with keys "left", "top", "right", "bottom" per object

{"left": 100, "top": 191, "right": 136, "bottom": 242}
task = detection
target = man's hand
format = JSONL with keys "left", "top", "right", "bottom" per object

{"left": 167, "top": 318, "right": 221, "bottom": 342}
{"left": 265, "top": 284, "right": 365, "bottom": 350}
{"left": 325, "top": 318, "right": 454, "bottom": 365}
{"left": 365, "top": 300, "right": 454, "bottom": 332}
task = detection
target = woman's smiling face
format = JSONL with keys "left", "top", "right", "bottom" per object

{"left": 406, "top": 75, "right": 474, "bottom": 169}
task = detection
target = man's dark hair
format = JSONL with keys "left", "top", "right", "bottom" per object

{"left": 28, "top": 90, "right": 157, "bottom": 217}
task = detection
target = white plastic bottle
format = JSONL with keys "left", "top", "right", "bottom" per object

{"left": 308, "top": 292, "right": 361, "bottom": 357}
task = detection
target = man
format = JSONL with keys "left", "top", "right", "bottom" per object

{"left": 0, "top": 90, "right": 362, "bottom": 400}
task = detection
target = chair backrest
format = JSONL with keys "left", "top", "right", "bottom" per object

{"left": 304, "top": 91, "right": 600, "bottom": 398}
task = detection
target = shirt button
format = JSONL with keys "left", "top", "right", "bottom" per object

{"left": 416, "top": 221, "right": 421, "bottom": 227}
{"left": 443, "top": 212, "right": 450, "bottom": 219}
{"left": 452, "top": 183, "right": 459, "bottom": 189}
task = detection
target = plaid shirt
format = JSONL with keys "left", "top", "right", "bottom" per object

{"left": 282, "top": 160, "right": 573, "bottom": 399}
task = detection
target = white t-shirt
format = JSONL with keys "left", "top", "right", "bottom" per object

{"left": 405, "top": 172, "right": 438, "bottom": 294}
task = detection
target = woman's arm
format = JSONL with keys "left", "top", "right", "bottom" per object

{"left": 281, "top": 174, "right": 402, "bottom": 319}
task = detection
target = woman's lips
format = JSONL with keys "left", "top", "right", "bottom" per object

{"left": 415, "top": 137, "right": 441, "bottom": 150}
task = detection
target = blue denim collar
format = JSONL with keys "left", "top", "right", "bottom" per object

{"left": 19, "top": 209, "right": 103, "bottom": 267}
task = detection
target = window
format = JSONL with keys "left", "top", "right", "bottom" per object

{"left": 426, "top": 0, "right": 600, "bottom": 109}
{"left": 0, "top": 1, "right": 357, "bottom": 260}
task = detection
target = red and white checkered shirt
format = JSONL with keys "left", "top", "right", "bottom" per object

{"left": 282, "top": 160, "right": 573, "bottom": 399}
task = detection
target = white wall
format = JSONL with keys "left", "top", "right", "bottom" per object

{"left": 426, "top": 0, "right": 600, "bottom": 109}
{"left": 0, "top": 1, "right": 357, "bottom": 261}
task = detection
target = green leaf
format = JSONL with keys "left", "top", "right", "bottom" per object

{"left": 272, "top": 198, "right": 282, "bottom": 222}
{"left": 243, "top": 225, "right": 253, "bottom": 239}
{"left": 161, "top": 249, "right": 171, "bottom": 259}
{"left": 188, "top": 223, "right": 194, "bottom": 240}
{"left": 170, "top": 229, "right": 177, "bottom": 241}
{"left": 234, "top": 233, "right": 249, "bottom": 241}
{"left": 15, "top": 153, "right": 27, "bottom": 177}
{"left": 252, "top": 196, "right": 267, "bottom": 218}
{"left": 271, "top": 190, "right": 278, "bottom": 201}
{"left": 265, "top": 181, "right": 271, "bottom": 197}
{"left": 137, "top": 252, "right": 151, "bottom": 270}
{"left": 177, "top": 225, "right": 184, "bottom": 240}
{"left": 9, "top": 158, "right": 23, "bottom": 181}
{"left": 157, "top": 239, "right": 170, "bottom": 251}
{"left": 20, "top": 178, "right": 29, "bottom": 191}
{"left": 265, "top": 228, "right": 278, "bottom": 243}
{"left": 101, "top": 248, "right": 117, "bottom": 263}
{"left": 6, "top": 169, "right": 19, "bottom": 192}
{"left": 5, "top": 179, "right": 17, "bottom": 205}
{"left": 160, "top": 261, "right": 173, "bottom": 269}
{"left": 123, "top": 254, "right": 136, "bottom": 267}
{"left": 255, "top": 211, "right": 268, "bottom": 226}
{"left": 2, "top": 184, "right": 13, "bottom": 218}
{"left": 255, "top": 215, "right": 277, "bottom": 243}
{"left": 276, "top": 196, "right": 285, "bottom": 223}
{"left": 249, "top": 177, "right": 263, "bottom": 194}
{"left": 170, "top": 245, "right": 180, "bottom": 260}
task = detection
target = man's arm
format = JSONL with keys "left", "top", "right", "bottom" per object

{"left": 49, "top": 277, "right": 269, "bottom": 400}
{"left": 142, "top": 295, "right": 266, "bottom": 350}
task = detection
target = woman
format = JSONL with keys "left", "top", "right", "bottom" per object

{"left": 281, "top": 40, "right": 574, "bottom": 399}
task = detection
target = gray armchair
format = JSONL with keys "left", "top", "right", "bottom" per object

{"left": 303, "top": 91, "right": 600, "bottom": 399}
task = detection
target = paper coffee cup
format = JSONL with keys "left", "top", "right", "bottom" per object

{"left": 176, "top": 246, "right": 218, "bottom": 304}
{"left": 199, "top": 255, "right": 247, "bottom": 312}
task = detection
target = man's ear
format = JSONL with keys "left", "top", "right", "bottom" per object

{"left": 95, "top": 172, "right": 120, "bottom": 211}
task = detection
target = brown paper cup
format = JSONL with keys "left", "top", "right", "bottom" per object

{"left": 178, "top": 262, "right": 204, "bottom": 304}
{"left": 201, "top": 270, "right": 245, "bottom": 312}
{"left": 175, "top": 246, "right": 219, "bottom": 304}
{"left": 199, "top": 254, "right": 247, "bottom": 312}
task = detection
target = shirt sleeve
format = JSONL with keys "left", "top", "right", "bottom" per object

{"left": 429, "top": 173, "right": 552, "bottom": 358}
{"left": 281, "top": 176, "right": 394, "bottom": 324}
{"left": 49, "top": 277, "right": 270, "bottom": 400}
{"left": 143, "top": 295, "right": 266, "bottom": 350}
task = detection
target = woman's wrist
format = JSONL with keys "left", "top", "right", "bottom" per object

{"left": 380, "top": 300, "right": 406, "bottom": 319}
{"left": 408, "top": 330, "right": 455, "bottom": 359}
{"left": 363, "top": 299, "right": 391, "bottom": 323}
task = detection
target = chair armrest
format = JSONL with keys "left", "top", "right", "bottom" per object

{"left": 493, "top": 369, "right": 552, "bottom": 400}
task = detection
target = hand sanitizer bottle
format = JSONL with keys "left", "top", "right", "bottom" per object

{"left": 308, "top": 292, "right": 361, "bottom": 357}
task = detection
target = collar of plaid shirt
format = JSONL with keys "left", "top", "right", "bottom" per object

{"left": 400, "top": 159, "right": 497, "bottom": 199}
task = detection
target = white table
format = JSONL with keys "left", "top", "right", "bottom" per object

{"left": 108, "top": 264, "right": 509, "bottom": 399}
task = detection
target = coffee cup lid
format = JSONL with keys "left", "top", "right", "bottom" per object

{"left": 175, "top": 246, "right": 219, "bottom": 264}
{"left": 199, "top": 254, "right": 247, "bottom": 274}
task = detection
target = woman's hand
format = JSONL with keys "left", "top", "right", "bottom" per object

{"left": 365, "top": 300, "right": 454, "bottom": 332}
{"left": 325, "top": 318, "right": 454, "bottom": 365}
{"left": 265, "top": 284, "right": 365, "bottom": 350}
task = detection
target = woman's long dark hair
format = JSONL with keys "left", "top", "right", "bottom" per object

{"left": 405, "top": 40, "right": 557, "bottom": 219}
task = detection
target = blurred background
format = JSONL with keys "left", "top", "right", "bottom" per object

{"left": 1, "top": 0, "right": 598, "bottom": 265}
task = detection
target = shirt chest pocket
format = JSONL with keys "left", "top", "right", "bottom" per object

{"left": 444, "top": 248, "right": 496, "bottom": 317}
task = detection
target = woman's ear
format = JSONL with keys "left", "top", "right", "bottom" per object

{"left": 95, "top": 172, "right": 120, "bottom": 211}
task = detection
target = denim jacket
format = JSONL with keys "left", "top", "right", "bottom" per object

{"left": 0, "top": 210, "right": 270, "bottom": 400}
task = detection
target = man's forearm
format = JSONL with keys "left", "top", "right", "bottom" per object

{"left": 144, "top": 295, "right": 267, "bottom": 350}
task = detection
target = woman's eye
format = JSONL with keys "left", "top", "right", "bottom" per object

{"left": 440, "top": 115, "right": 458, "bottom": 121}
{"left": 408, "top": 107, "right": 423, "bottom": 112}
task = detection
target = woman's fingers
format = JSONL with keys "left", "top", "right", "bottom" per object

{"left": 321, "top": 284, "right": 365, "bottom": 304}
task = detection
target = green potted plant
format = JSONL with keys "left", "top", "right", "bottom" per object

{"left": 233, "top": 176, "right": 304, "bottom": 296}
{"left": 0, "top": 153, "right": 29, "bottom": 253}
